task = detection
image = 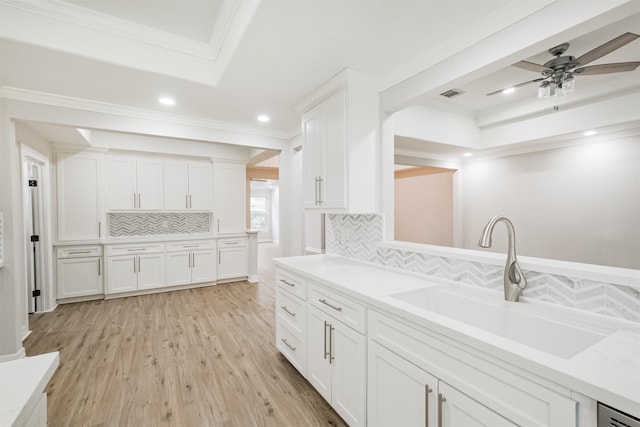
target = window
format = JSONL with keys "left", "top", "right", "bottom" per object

{"left": 250, "top": 196, "right": 269, "bottom": 230}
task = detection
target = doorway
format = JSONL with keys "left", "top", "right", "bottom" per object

{"left": 250, "top": 179, "right": 279, "bottom": 243}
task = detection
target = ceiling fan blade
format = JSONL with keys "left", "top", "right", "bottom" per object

{"left": 486, "top": 78, "right": 546, "bottom": 96}
{"left": 574, "top": 32, "right": 640, "bottom": 67}
{"left": 574, "top": 61, "right": 640, "bottom": 75}
{"left": 512, "top": 60, "right": 547, "bottom": 73}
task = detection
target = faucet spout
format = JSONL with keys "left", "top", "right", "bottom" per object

{"left": 478, "top": 215, "right": 527, "bottom": 302}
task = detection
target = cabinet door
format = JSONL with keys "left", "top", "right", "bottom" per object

{"left": 302, "top": 106, "right": 325, "bottom": 209}
{"left": 191, "top": 250, "right": 217, "bottom": 283}
{"left": 106, "top": 256, "right": 137, "bottom": 294}
{"left": 320, "top": 90, "right": 346, "bottom": 209}
{"left": 136, "top": 159, "right": 164, "bottom": 210}
{"left": 164, "top": 161, "right": 190, "bottom": 210}
{"left": 107, "top": 156, "right": 137, "bottom": 210}
{"left": 368, "top": 341, "right": 438, "bottom": 427}
{"left": 57, "top": 152, "right": 103, "bottom": 241}
{"left": 213, "top": 162, "right": 245, "bottom": 232}
{"left": 439, "top": 382, "right": 518, "bottom": 427}
{"left": 307, "top": 306, "right": 332, "bottom": 402}
{"left": 56, "top": 257, "right": 103, "bottom": 298}
{"left": 137, "top": 253, "right": 166, "bottom": 290}
{"left": 332, "top": 321, "right": 366, "bottom": 427}
{"left": 189, "top": 161, "right": 214, "bottom": 211}
{"left": 165, "top": 251, "right": 191, "bottom": 286}
{"left": 217, "top": 247, "right": 247, "bottom": 280}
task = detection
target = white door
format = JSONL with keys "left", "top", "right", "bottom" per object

{"left": 107, "top": 156, "right": 137, "bottom": 210}
{"left": 306, "top": 306, "right": 332, "bottom": 402}
{"left": 331, "top": 322, "right": 366, "bottom": 427}
{"left": 320, "top": 90, "right": 346, "bottom": 209}
{"left": 57, "top": 257, "right": 102, "bottom": 298}
{"left": 57, "top": 152, "right": 103, "bottom": 240}
{"left": 136, "top": 159, "right": 164, "bottom": 210}
{"left": 191, "top": 250, "right": 217, "bottom": 283}
{"left": 189, "top": 162, "right": 213, "bottom": 211}
{"left": 439, "top": 382, "right": 518, "bottom": 427}
{"left": 217, "top": 247, "right": 247, "bottom": 280}
{"left": 164, "top": 161, "right": 189, "bottom": 210}
{"left": 165, "top": 251, "right": 191, "bottom": 286}
{"left": 137, "top": 253, "right": 166, "bottom": 290}
{"left": 213, "top": 162, "right": 245, "bottom": 233}
{"left": 368, "top": 341, "right": 438, "bottom": 427}
{"left": 302, "top": 106, "right": 325, "bottom": 209}
{"left": 107, "top": 256, "right": 137, "bottom": 294}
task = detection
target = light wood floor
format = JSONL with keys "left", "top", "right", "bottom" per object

{"left": 25, "top": 244, "right": 347, "bottom": 426}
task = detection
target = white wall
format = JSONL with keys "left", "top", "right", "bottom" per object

{"left": 271, "top": 186, "right": 280, "bottom": 244}
{"left": 305, "top": 212, "right": 323, "bottom": 253}
{"left": 461, "top": 136, "right": 640, "bottom": 269}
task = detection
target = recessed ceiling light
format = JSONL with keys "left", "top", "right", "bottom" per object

{"left": 257, "top": 115, "right": 270, "bottom": 123}
{"left": 463, "top": 152, "right": 473, "bottom": 157}
{"left": 502, "top": 87, "right": 515, "bottom": 95}
{"left": 158, "top": 97, "right": 175, "bottom": 106}
{"left": 583, "top": 130, "right": 597, "bottom": 136}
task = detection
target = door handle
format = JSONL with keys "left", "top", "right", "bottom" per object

{"left": 425, "top": 385, "right": 432, "bottom": 427}
{"left": 98, "top": 258, "right": 101, "bottom": 276}
{"left": 323, "top": 320, "right": 330, "bottom": 360}
{"left": 438, "top": 393, "right": 446, "bottom": 427}
{"left": 328, "top": 324, "right": 335, "bottom": 364}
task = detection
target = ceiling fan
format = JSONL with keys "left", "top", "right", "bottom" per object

{"left": 486, "top": 32, "right": 640, "bottom": 97}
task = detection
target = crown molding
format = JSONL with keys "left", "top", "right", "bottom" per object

{"left": 1, "top": 87, "right": 290, "bottom": 141}
{"left": 0, "top": 0, "right": 222, "bottom": 59}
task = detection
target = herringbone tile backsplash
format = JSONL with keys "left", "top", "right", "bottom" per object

{"left": 109, "top": 212, "right": 211, "bottom": 237}
{"left": 326, "top": 214, "right": 640, "bottom": 322}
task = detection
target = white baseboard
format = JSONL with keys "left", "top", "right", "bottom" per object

{"left": 0, "top": 346, "right": 26, "bottom": 362}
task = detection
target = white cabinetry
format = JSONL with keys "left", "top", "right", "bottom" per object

{"left": 368, "top": 310, "right": 577, "bottom": 427}
{"left": 56, "top": 151, "right": 103, "bottom": 241}
{"left": 307, "top": 284, "right": 366, "bottom": 427}
{"left": 107, "top": 155, "right": 164, "bottom": 210}
{"left": 275, "top": 270, "right": 308, "bottom": 374}
{"left": 56, "top": 245, "right": 103, "bottom": 299}
{"left": 106, "top": 244, "right": 165, "bottom": 294}
{"left": 166, "top": 240, "right": 217, "bottom": 286}
{"left": 217, "top": 237, "right": 247, "bottom": 280}
{"left": 164, "top": 160, "right": 213, "bottom": 211}
{"left": 299, "top": 80, "right": 378, "bottom": 213}
{"left": 213, "top": 162, "right": 245, "bottom": 233}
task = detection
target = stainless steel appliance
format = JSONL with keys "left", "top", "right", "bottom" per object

{"left": 599, "top": 403, "right": 640, "bottom": 427}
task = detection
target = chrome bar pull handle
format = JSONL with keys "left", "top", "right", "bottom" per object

{"left": 68, "top": 251, "right": 91, "bottom": 255}
{"left": 425, "top": 385, "right": 432, "bottom": 427}
{"left": 191, "top": 252, "right": 195, "bottom": 268}
{"left": 98, "top": 221, "right": 101, "bottom": 238}
{"left": 317, "top": 176, "right": 323, "bottom": 204}
{"left": 323, "top": 321, "right": 330, "bottom": 360}
{"left": 438, "top": 393, "right": 446, "bottom": 427}
{"left": 318, "top": 299, "right": 342, "bottom": 312}
{"left": 280, "top": 338, "right": 296, "bottom": 352}
{"left": 281, "top": 306, "right": 296, "bottom": 317}
{"left": 186, "top": 194, "right": 189, "bottom": 209}
{"left": 98, "top": 258, "right": 101, "bottom": 276}
{"left": 329, "top": 325, "right": 335, "bottom": 363}
{"left": 280, "top": 279, "right": 295, "bottom": 287}
{"left": 137, "top": 256, "right": 141, "bottom": 273}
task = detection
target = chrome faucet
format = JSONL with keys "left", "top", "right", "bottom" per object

{"left": 478, "top": 215, "right": 527, "bottom": 302}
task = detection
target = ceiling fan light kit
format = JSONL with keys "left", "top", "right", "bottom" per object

{"left": 487, "top": 32, "right": 640, "bottom": 98}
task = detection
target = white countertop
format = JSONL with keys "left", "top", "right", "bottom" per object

{"left": 53, "top": 232, "right": 250, "bottom": 247}
{"left": 0, "top": 352, "right": 59, "bottom": 427}
{"left": 274, "top": 254, "right": 640, "bottom": 417}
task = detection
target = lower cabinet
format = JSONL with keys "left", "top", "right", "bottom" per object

{"left": 166, "top": 241, "right": 217, "bottom": 286}
{"left": 307, "top": 305, "right": 366, "bottom": 427}
{"left": 106, "top": 244, "right": 165, "bottom": 294}
{"left": 56, "top": 245, "right": 103, "bottom": 299}
{"left": 217, "top": 237, "right": 247, "bottom": 280}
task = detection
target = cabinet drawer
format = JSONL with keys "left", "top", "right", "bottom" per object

{"left": 57, "top": 245, "right": 102, "bottom": 258}
{"left": 276, "top": 322, "right": 306, "bottom": 376}
{"left": 106, "top": 243, "right": 164, "bottom": 256}
{"left": 309, "top": 283, "right": 366, "bottom": 334}
{"left": 276, "top": 269, "right": 307, "bottom": 300}
{"left": 276, "top": 288, "right": 306, "bottom": 337}
{"left": 217, "top": 237, "right": 246, "bottom": 247}
{"left": 166, "top": 240, "right": 216, "bottom": 252}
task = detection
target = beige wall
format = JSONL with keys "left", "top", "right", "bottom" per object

{"left": 394, "top": 168, "right": 454, "bottom": 246}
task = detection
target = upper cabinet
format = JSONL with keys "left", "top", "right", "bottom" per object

{"left": 298, "top": 74, "right": 379, "bottom": 213}
{"left": 213, "top": 162, "right": 246, "bottom": 234}
{"left": 107, "top": 155, "right": 164, "bottom": 210}
{"left": 164, "top": 160, "right": 213, "bottom": 211}
{"left": 56, "top": 151, "right": 104, "bottom": 241}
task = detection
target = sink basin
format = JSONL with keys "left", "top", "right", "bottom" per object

{"left": 390, "top": 286, "right": 611, "bottom": 358}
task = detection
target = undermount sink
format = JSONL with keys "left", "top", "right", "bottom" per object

{"left": 390, "top": 286, "right": 612, "bottom": 358}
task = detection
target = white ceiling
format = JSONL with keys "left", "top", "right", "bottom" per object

{"left": 1, "top": 0, "right": 639, "bottom": 140}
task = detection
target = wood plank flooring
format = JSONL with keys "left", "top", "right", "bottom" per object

{"left": 24, "top": 246, "right": 347, "bottom": 426}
